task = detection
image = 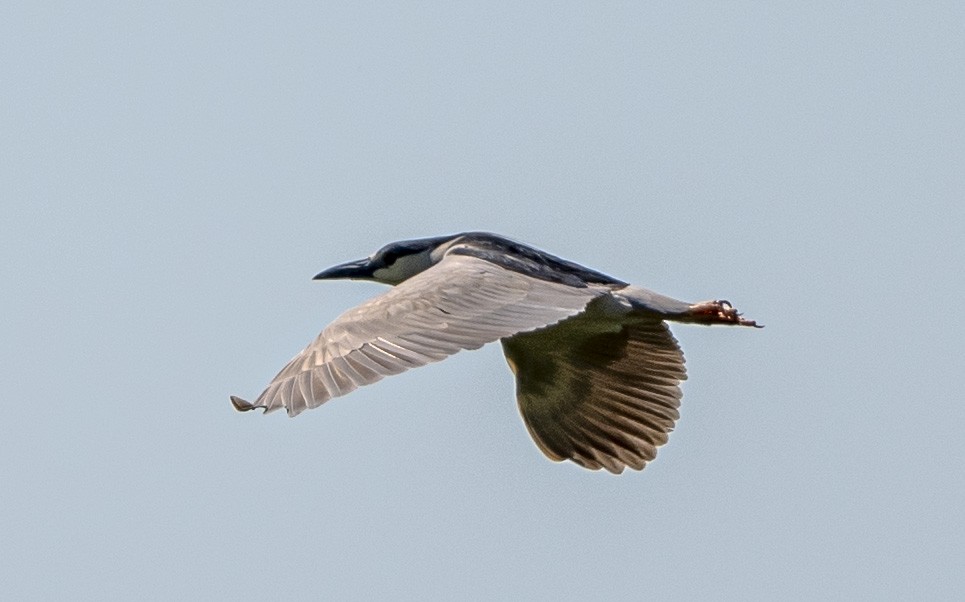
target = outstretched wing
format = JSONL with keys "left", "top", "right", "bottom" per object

{"left": 502, "top": 313, "right": 687, "bottom": 474}
{"left": 232, "top": 254, "right": 606, "bottom": 417}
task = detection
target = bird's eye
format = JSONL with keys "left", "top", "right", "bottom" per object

{"left": 379, "top": 250, "right": 399, "bottom": 266}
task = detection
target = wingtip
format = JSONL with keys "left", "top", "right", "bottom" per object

{"left": 230, "top": 395, "right": 256, "bottom": 412}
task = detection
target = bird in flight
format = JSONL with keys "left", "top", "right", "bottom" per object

{"left": 232, "top": 232, "right": 760, "bottom": 473}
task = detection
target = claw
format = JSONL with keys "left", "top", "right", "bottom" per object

{"left": 687, "top": 299, "right": 763, "bottom": 328}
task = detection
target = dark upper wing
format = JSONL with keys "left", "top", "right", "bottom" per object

{"left": 232, "top": 254, "right": 606, "bottom": 417}
{"left": 502, "top": 311, "right": 687, "bottom": 474}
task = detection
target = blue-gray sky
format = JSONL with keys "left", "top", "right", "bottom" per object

{"left": 2, "top": 2, "right": 963, "bottom": 600}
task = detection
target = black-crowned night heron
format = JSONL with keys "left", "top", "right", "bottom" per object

{"left": 232, "top": 232, "right": 760, "bottom": 473}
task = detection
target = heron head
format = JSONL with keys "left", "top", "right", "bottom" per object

{"left": 313, "top": 234, "right": 459, "bottom": 285}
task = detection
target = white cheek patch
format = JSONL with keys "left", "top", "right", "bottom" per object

{"left": 372, "top": 265, "right": 400, "bottom": 284}
{"left": 372, "top": 251, "right": 433, "bottom": 284}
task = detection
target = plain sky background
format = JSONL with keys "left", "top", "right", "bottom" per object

{"left": 2, "top": 2, "right": 963, "bottom": 600}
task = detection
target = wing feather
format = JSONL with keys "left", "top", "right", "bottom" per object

{"left": 503, "top": 314, "right": 687, "bottom": 474}
{"left": 232, "top": 254, "right": 604, "bottom": 416}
